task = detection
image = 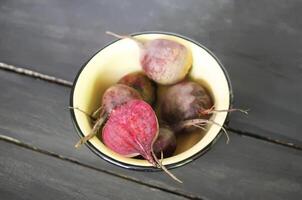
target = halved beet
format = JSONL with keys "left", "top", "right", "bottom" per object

{"left": 102, "top": 99, "right": 182, "bottom": 183}
{"left": 74, "top": 84, "right": 142, "bottom": 148}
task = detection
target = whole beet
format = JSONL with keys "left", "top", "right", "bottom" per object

{"left": 102, "top": 84, "right": 142, "bottom": 113}
{"left": 153, "top": 126, "right": 177, "bottom": 158}
{"left": 107, "top": 31, "right": 193, "bottom": 85}
{"left": 118, "top": 72, "right": 156, "bottom": 105}
{"left": 140, "top": 39, "right": 192, "bottom": 85}
{"left": 161, "top": 81, "right": 213, "bottom": 126}
{"left": 160, "top": 81, "right": 246, "bottom": 143}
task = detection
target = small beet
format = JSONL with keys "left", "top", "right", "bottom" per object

{"left": 118, "top": 72, "right": 156, "bottom": 105}
{"left": 153, "top": 126, "right": 177, "bottom": 158}
{"left": 75, "top": 84, "right": 142, "bottom": 148}
{"left": 107, "top": 31, "right": 193, "bottom": 85}
{"left": 102, "top": 99, "right": 182, "bottom": 183}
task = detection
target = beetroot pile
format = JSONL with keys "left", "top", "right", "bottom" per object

{"left": 74, "top": 32, "right": 246, "bottom": 183}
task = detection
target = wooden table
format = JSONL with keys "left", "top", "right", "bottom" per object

{"left": 0, "top": 0, "right": 301, "bottom": 199}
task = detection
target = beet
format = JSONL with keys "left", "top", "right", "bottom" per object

{"left": 118, "top": 72, "right": 156, "bottom": 105}
{"left": 161, "top": 81, "right": 213, "bottom": 125}
{"left": 102, "top": 99, "right": 158, "bottom": 161}
{"left": 75, "top": 84, "right": 142, "bottom": 148}
{"left": 102, "top": 99, "right": 182, "bottom": 183}
{"left": 161, "top": 81, "right": 248, "bottom": 143}
{"left": 107, "top": 31, "right": 193, "bottom": 85}
{"left": 153, "top": 126, "right": 177, "bottom": 158}
{"left": 140, "top": 39, "right": 192, "bottom": 85}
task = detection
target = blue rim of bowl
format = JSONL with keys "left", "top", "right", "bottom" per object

{"left": 69, "top": 31, "right": 234, "bottom": 171}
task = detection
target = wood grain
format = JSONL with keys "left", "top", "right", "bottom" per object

{"left": 0, "top": 70, "right": 301, "bottom": 199}
{"left": 0, "top": 140, "right": 187, "bottom": 200}
{"left": 0, "top": 0, "right": 301, "bottom": 145}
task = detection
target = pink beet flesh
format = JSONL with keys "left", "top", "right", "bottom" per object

{"left": 102, "top": 99, "right": 159, "bottom": 165}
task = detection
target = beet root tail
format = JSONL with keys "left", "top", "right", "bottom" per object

{"left": 69, "top": 106, "right": 97, "bottom": 121}
{"left": 179, "top": 118, "right": 230, "bottom": 144}
{"left": 91, "top": 105, "right": 104, "bottom": 119}
{"left": 106, "top": 31, "right": 143, "bottom": 48}
{"left": 75, "top": 115, "right": 107, "bottom": 148}
{"left": 200, "top": 106, "right": 249, "bottom": 115}
{"left": 151, "top": 150, "right": 183, "bottom": 183}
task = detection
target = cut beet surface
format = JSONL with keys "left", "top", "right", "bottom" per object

{"left": 74, "top": 84, "right": 142, "bottom": 148}
{"left": 102, "top": 99, "right": 182, "bottom": 183}
{"left": 102, "top": 99, "right": 159, "bottom": 165}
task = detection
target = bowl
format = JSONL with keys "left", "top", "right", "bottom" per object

{"left": 70, "top": 31, "right": 233, "bottom": 170}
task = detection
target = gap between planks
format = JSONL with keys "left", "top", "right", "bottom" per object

{"left": 0, "top": 62, "right": 73, "bottom": 87}
{"left": 0, "top": 134, "right": 204, "bottom": 200}
{"left": 0, "top": 61, "right": 301, "bottom": 152}
{"left": 226, "top": 126, "right": 302, "bottom": 151}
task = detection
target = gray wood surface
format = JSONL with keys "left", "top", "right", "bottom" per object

{"left": 0, "top": 140, "right": 187, "bottom": 200}
{"left": 0, "top": 70, "right": 301, "bottom": 199}
{"left": 0, "top": 0, "right": 301, "bottom": 146}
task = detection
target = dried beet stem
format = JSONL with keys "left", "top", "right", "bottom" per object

{"left": 75, "top": 114, "right": 107, "bottom": 148}
{"left": 179, "top": 118, "right": 230, "bottom": 144}
{"left": 151, "top": 150, "right": 182, "bottom": 183}
{"left": 200, "top": 106, "right": 249, "bottom": 115}
{"left": 106, "top": 31, "right": 142, "bottom": 46}
{"left": 192, "top": 124, "right": 206, "bottom": 131}
{"left": 69, "top": 106, "right": 96, "bottom": 121}
{"left": 160, "top": 151, "right": 164, "bottom": 166}
{"left": 91, "top": 105, "right": 104, "bottom": 119}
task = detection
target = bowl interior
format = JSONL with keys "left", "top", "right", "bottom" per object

{"left": 71, "top": 33, "right": 230, "bottom": 167}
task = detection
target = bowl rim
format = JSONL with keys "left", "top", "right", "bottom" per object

{"left": 69, "top": 31, "right": 234, "bottom": 171}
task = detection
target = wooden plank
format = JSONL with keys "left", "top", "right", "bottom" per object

{"left": 1, "top": 0, "right": 302, "bottom": 145}
{"left": 0, "top": 140, "right": 187, "bottom": 200}
{"left": 215, "top": 0, "right": 302, "bottom": 145}
{"left": 0, "top": 0, "right": 166, "bottom": 80}
{"left": 0, "top": 70, "right": 302, "bottom": 199}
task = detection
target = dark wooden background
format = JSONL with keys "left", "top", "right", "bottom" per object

{"left": 0, "top": 0, "right": 301, "bottom": 199}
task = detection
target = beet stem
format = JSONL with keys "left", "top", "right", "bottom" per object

{"left": 91, "top": 105, "right": 104, "bottom": 119}
{"left": 151, "top": 149, "right": 183, "bottom": 183}
{"left": 200, "top": 106, "right": 249, "bottom": 115}
{"left": 192, "top": 124, "right": 206, "bottom": 131}
{"left": 160, "top": 151, "right": 163, "bottom": 166}
{"left": 69, "top": 106, "right": 96, "bottom": 121}
{"left": 75, "top": 114, "right": 107, "bottom": 148}
{"left": 180, "top": 118, "right": 230, "bottom": 144}
{"left": 106, "top": 31, "right": 143, "bottom": 48}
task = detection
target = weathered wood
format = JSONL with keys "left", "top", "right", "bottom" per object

{"left": 0, "top": 140, "right": 187, "bottom": 200}
{"left": 0, "top": 70, "right": 302, "bottom": 199}
{"left": 0, "top": 0, "right": 301, "bottom": 145}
